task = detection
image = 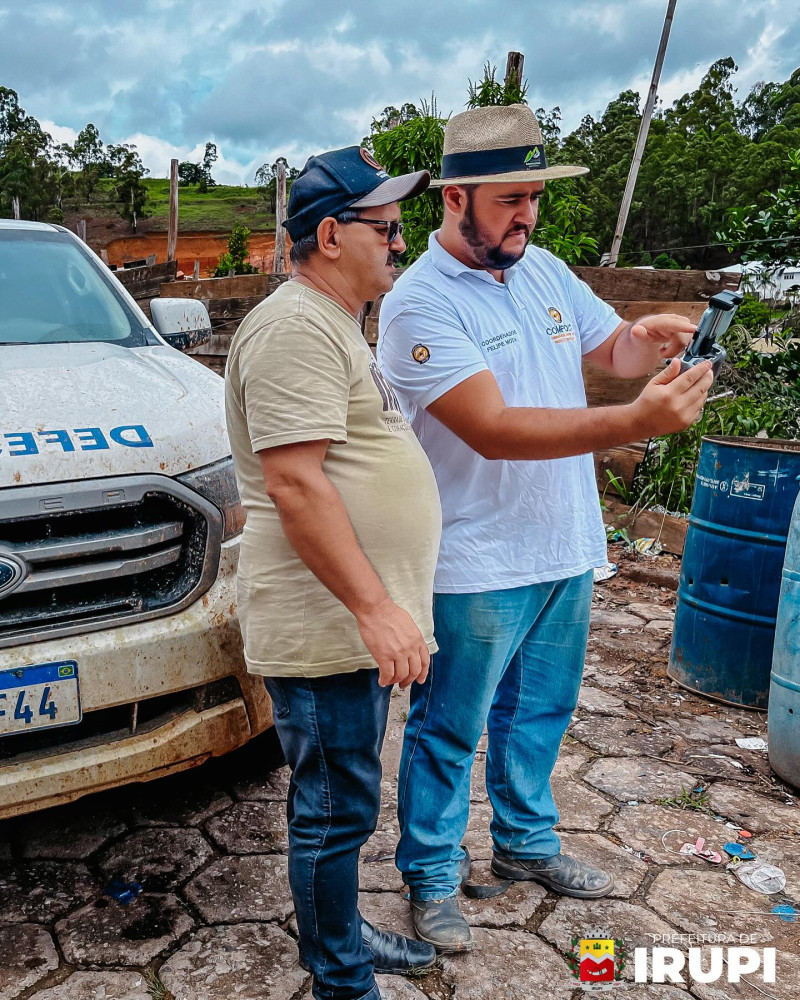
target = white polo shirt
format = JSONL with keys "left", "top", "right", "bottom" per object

{"left": 377, "top": 232, "right": 622, "bottom": 594}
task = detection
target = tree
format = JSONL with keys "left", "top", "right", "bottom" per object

{"left": 199, "top": 141, "right": 217, "bottom": 193}
{"left": 107, "top": 143, "right": 149, "bottom": 231}
{"left": 371, "top": 99, "right": 447, "bottom": 262}
{"left": 215, "top": 221, "right": 258, "bottom": 276}
{"left": 253, "top": 157, "right": 299, "bottom": 212}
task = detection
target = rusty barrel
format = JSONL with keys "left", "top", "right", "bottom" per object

{"left": 668, "top": 436, "right": 800, "bottom": 709}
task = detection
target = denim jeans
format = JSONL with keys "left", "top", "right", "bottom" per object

{"left": 396, "top": 571, "right": 593, "bottom": 900}
{"left": 265, "top": 670, "right": 390, "bottom": 1000}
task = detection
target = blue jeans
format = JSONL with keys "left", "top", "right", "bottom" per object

{"left": 396, "top": 571, "right": 593, "bottom": 900}
{"left": 265, "top": 670, "right": 390, "bottom": 1000}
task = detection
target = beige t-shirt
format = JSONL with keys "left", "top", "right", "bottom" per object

{"left": 224, "top": 280, "right": 441, "bottom": 677}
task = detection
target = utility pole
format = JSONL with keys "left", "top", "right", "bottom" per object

{"left": 273, "top": 159, "right": 287, "bottom": 273}
{"left": 607, "top": 0, "right": 677, "bottom": 267}
{"left": 167, "top": 158, "right": 179, "bottom": 263}
{"left": 12, "top": 195, "right": 20, "bottom": 220}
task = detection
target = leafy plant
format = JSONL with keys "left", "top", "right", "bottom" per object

{"left": 657, "top": 786, "right": 713, "bottom": 815}
{"left": 466, "top": 62, "right": 528, "bottom": 108}
{"left": 371, "top": 102, "right": 447, "bottom": 262}
{"left": 214, "top": 221, "right": 258, "bottom": 276}
{"left": 530, "top": 182, "right": 599, "bottom": 264}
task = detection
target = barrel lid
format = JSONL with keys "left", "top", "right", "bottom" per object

{"left": 702, "top": 436, "right": 800, "bottom": 455}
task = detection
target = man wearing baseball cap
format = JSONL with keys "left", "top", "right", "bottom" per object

{"left": 225, "top": 146, "right": 439, "bottom": 1000}
{"left": 378, "top": 105, "right": 712, "bottom": 952}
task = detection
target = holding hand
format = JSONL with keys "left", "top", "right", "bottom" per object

{"left": 629, "top": 313, "right": 697, "bottom": 360}
{"left": 631, "top": 358, "right": 714, "bottom": 438}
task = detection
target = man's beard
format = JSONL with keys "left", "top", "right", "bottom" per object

{"left": 459, "top": 192, "right": 531, "bottom": 270}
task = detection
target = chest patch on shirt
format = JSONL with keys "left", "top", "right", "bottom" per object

{"left": 546, "top": 306, "right": 576, "bottom": 344}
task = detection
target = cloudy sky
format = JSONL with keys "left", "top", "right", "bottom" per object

{"left": 2, "top": 0, "right": 798, "bottom": 183}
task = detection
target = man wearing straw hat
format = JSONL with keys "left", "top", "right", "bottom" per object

{"left": 378, "top": 104, "right": 712, "bottom": 953}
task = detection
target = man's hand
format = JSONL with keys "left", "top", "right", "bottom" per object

{"left": 629, "top": 358, "right": 714, "bottom": 438}
{"left": 355, "top": 597, "right": 431, "bottom": 689}
{"left": 629, "top": 313, "right": 697, "bottom": 360}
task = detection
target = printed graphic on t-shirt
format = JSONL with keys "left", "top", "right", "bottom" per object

{"left": 369, "top": 361, "right": 410, "bottom": 432}
{"left": 545, "top": 306, "right": 576, "bottom": 344}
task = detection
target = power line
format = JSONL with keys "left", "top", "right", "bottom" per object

{"left": 619, "top": 235, "right": 800, "bottom": 258}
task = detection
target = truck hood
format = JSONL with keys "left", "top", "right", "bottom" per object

{"left": 0, "top": 343, "right": 230, "bottom": 488}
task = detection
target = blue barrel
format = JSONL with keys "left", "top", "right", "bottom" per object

{"left": 769, "top": 491, "right": 800, "bottom": 786}
{"left": 669, "top": 436, "right": 800, "bottom": 709}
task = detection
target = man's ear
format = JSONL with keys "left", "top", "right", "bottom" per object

{"left": 441, "top": 184, "right": 467, "bottom": 216}
{"left": 316, "top": 217, "right": 342, "bottom": 259}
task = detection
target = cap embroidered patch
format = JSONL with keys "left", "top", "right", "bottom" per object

{"left": 359, "top": 148, "right": 384, "bottom": 171}
{"left": 412, "top": 344, "right": 431, "bottom": 364}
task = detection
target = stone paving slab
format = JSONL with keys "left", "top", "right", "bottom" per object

{"left": 127, "top": 777, "right": 232, "bottom": 828}
{"left": 577, "top": 685, "right": 626, "bottom": 714}
{"left": 359, "top": 858, "right": 404, "bottom": 893}
{"left": 583, "top": 757, "right": 697, "bottom": 803}
{"left": 608, "top": 804, "right": 737, "bottom": 866}
{"left": 460, "top": 860, "right": 546, "bottom": 927}
{"left": 539, "top": 898, "right": 679, "bottom": 982}
{"left": 374, "top": 975, "right": 430, "bottom": 999}
{"left": 558, "top": 833, "right": 649, "bottom": 898}
{"left": 590, "top": 609, "right": 647, "bottom": 629}
{"left": 17, "top": 802, "right": 127, "bottom": 860}
{"left": 646, "top": 868, "right": 800, "bottom": 953}
{"left": 98, "top": 827, "right": 214, "bottom": 892}
{"left": 439, "top": 927, "right": 572, "bottom": 999}
{"left": 569, "top": 716, "right": 675, "bottom": 757}
{"left": 0, "top": 861, "right": 96, "bottom": 923}
{"left": 184, "top": 854, "right": 293, "bottom": 923}
{"left": 0, "top": 924, "right": 58, "bottom": 1000}
{"left": 625, "top": 602, "right": 675, "bottom": 622}
{"left": 748, "top": 835, "right": 800, "bottom": 894}
{"left": 358, "top": 890, "right": 415, "bottom": 939}
{"left": 691, "top": 948, "right": 800, "bottom": 1000}
{"left": 204, "top": 800, "right": 289, "bottom": 854}
{"left": 707, "top": 785, "right": 799, "bottom": 834}
{"left": 553, "top": 777, "right": 617, "bottom": 831}
{"left": 29, "top": 971, "right": 152, "bottom": 1000}
{"left": 231, "top": 765, "right": 291, "bottom": 803}
{"left": 159, "top": 923, "right": 307, "bottom": 1000}
{"left": 56, "top": 892, "right": 193, "bottom": 965}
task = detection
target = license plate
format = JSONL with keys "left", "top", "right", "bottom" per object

{"left": 0, "top": 660, "right": 81, "bottom": 737}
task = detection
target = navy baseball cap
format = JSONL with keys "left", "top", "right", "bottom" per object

{"left": 284, "top": 146, "right": 430, "bottom": 241}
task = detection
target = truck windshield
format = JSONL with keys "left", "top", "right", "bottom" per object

{"left": 0, "top": 229, "right": 148, "bottom": 347}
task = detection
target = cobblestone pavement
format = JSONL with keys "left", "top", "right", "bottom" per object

{"left": 1, "top": 562, "right": 798, "bottom": 999}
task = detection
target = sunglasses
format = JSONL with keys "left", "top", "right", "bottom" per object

{"left": 344, "top": 218, "right": 405, "bottom": 246}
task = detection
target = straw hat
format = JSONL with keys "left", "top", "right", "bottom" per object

{"left": 430, "top": 104, "right": 588, "bottom": 186}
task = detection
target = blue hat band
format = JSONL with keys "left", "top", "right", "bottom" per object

{"left": 440, "top": 143, "right": 547, "bottom": 179}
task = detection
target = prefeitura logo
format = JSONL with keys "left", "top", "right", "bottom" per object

{"left": 567, "top": 929, "right": 627, "bottom": 992}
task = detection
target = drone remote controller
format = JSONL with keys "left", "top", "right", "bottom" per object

{"left": 678, "top": 289, "right": 744, "bottom": 381}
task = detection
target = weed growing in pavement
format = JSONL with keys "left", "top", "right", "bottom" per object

{"left": 143, "top": 970, "right": 170, "bottom": 1000}
{"left": 657, "top": 786, "right": 714, "bottom": 815}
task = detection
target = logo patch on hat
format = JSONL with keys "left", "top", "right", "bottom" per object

{"left": 359, "top": 148, "right": 384, "bottom": 171}
{"left": 548, "top": 307, "right": 562, "bottom": 323}
{"left": 524, "top": 147, "right": 542, "bottom": 167}
{"left": 411, "top": 344, "right": 431, "bottom": 364}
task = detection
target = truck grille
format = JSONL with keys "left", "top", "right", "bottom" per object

{"left": 0, "top": 476, "right": 222, "bottom": 647}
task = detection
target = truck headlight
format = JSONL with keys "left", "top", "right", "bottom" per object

{"left": 179, "top": 457, "right": 246, "bottom": 541}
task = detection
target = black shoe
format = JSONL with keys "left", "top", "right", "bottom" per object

{"left": 410, "top": 895, "right": 473, "bottom": 954}
{"left": 298, "top": 918, "right": 437, "bottom": 976}
{"left": 491, "top": 850, "right": 614, "bottom": 899}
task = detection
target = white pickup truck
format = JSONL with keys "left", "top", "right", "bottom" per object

{"left": 0, "top": 219, "right": 271, "bottom": 818}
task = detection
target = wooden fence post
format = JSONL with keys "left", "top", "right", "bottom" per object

{"left": 504, "top": 51, "right": 524, "bottom": 89}
{"left": 167, "top": 159, "right": 179, "bottom": 263}
{"left": 12, "top": 196, "right": 20, "bottom": 220}
{"left": 76, "top": 219, "right": 87, "bottom": 243}
{"left": 273, "top": 160, "right": 287, "bottom": 274}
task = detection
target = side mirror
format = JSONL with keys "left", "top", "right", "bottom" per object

{"left": 149, "top": 298, "right": 212, "bottom": 352}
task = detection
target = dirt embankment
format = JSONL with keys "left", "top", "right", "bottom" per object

{"left": 104, "top": 232, "right": 280, "bottom": 277}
